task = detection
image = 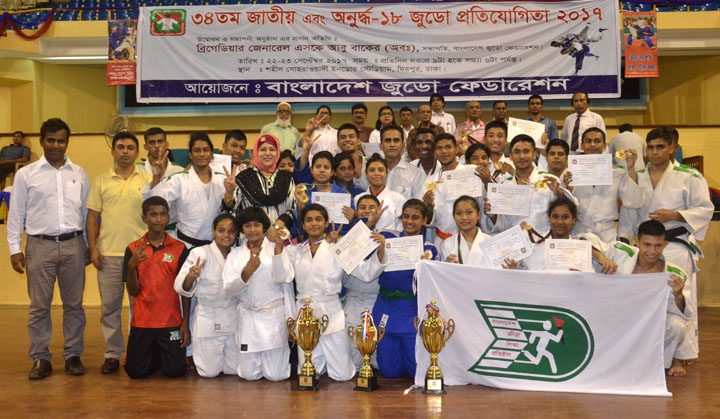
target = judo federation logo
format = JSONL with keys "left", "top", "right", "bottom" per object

{"left": 469, "top": 301, "right": 594, "bottom": 382}
{"left": 150, "top": 9, "right": 186, "bottom": 36}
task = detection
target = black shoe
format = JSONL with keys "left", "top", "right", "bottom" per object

{"left": 101, "top": 358, "right": 119, "bottom": 374}
{"left": 29, "top": 359, "right": 52, "bottom": 380}
{"left": 65, "top": 356, "right": 85, "bottom": 376}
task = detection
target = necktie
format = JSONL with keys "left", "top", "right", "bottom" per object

{"left": 570, "top": 114, "right": 582, "bottom": 152}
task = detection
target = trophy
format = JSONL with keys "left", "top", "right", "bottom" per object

{"left": 347, "top": 309, "right": 385, "bottom": 392}
{"left": 287, "top": 299, "right": 328, "bottom": 391}
{"left": 415, "top": 299, "right": 455, "bottom": 395}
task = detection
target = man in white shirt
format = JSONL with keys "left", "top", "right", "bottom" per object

{"left": 8, "top": 118, "right": 90, "bottom": 380}
{"left": 609, "top": 123, "right": 646, "bottom": 172}
{"left": 304, "top": 105, "right": 338, "bottom": 161}
{"left": 399, "top": 106, "right": 414, "bottom": 141}
{"left": 379, "top": 125, "right": 424, "bottom": 200}
{"left": 430, "top": 93, "right": 456, "bottom": 134}
{"left": 560, "top": 92, "right": 606, "bottom": 154}
{"left": 490, "top": 100, "right": 509, "bottom": 124}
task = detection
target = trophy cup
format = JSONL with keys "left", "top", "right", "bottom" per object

{"left": 287, "top": 299, "right": 328, "bottom": 391}
{"left": 347, "top": 309, "right": 385, "bottom": 392}
{"left": 415, "top": 299, "right": 455, "bottom": 395}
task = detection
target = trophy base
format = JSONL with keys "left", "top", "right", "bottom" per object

{"left": 423, "top": 377, "right": 446, "bottom": 395}
{"left": 354, "top": 375, "right": 379, "bottom": 392}
{"left": 297, "top": 374, "right": 321, "bottom": 391}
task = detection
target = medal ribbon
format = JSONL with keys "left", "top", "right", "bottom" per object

{"left": 424, "top": 302, "right": 446, "bottom": 333}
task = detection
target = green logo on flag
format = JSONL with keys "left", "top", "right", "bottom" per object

{"left": 469, "top": 300, "right": 594, "bottom": 382}
{"left": 150, "top": 9, "right": 186, "bottom": 36}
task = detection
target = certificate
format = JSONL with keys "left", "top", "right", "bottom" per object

{"left": 508, "top": 117, "right": 546, "bottom": 149}
{"left": 487, "top": 184, "right": 531, "bottom": 217}
{"left": 384, "top": 235, "right": 424, "bottom": 272}
{"left": 443, "top": 167, "right": 484, "bottom": 201}
{"left": 210, "top": 153, "right": 232, "bottom": 175}
{"left": 544, "top": 239, "right": 592, "bottom": 272}
{"left": 311, "top": 192, "right": 352, "bottom": 226}
{"left": 334, "top": 221, "right": 380, "bottom": 275}
{"left": 478, "top": 225, "right": 532, "bottom": 268}
{"left": 361, "top": 142, "right": 383, "bottom": 158}
{"left": 568, "top": 154, "right": 612, "bottom": 186}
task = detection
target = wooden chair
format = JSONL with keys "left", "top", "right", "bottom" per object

{"left": 682, "top": 155, "right": 704, "bottom": 175}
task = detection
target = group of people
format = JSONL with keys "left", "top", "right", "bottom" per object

{"left": 6, "top": 92, "right": 712, "bottom": 384}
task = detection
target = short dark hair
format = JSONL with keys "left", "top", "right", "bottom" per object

{"left": 212, "top": 213, "right": 237, "bottom": 231}
{"left": 301, "top": 203, "right": 329, "bottom": 222}
{"left": 547, "top": 197, "right": 578, "bottom": 219}
{"left": 415, "top": 127, "right": 436, "bottom": 141}
{"left": 618, "top": 123, "right": 633, "bottom": 133}
{"left": 492, "top": 100, "right": 507, "bottom": 109}
{"left": 484, "top": 120, "right": 508, "bottom": 136}
{"left": 337, "top": 123, "right": 359, "bottom": 139}
{"left": 582, "top": 127, "right": 606, "bottom": 143}
{"left": 12, "top": 130, "right": 24, "bottom": 137}
{"left": 112, "top": 132, "right": 139, "bottom": 149}
{"left": 453, "top": 195, "right": 481, "bottom": 213}
{"left": 380, "top": 124, "right": 404, "bottom": 141}
{"left": 646, "top": 127, "right": 674, "bottom": 145}
{"left": 357, "top": 194, "right": 381, "bottom": 207}
{"left": 143, "top": 127, "right": 165, "bottom": 141}
{"left": 366, "top": 153, "right": 388, "bottom": 172}
{"left": 334, "top": 151, "right": 356, "bottom": 170}
{"left": 316, "top": 105, "right": 332, "bottom": 116}
{"left": 510, "top": 134, "right": 536, "bottom": 151}
{"left": 434, "top": 133, "right": 457, "bottom": 147}
{"left": 665, "top": 126, "right": 679, "bottom": 145}
{"left": 399, "top": 106, "right": 412, "bottom": 114}
{"left": 402, "top": 198, "right": 429, "bottom": 219}
{"left": 311, "top": 151, "right": 334, "bottom": 168}
{"left": 571, "top": 91, "right": 590, "bottom": 106}
{"left": 465, "top": 143, "right": 491, "bottom": 162}
{"left": 279, "top": 149, "right": 295, "bottom": 164}
{"left": 638, "top": 219, "right": 666, "bottom": 239}
{"left": 225, "top": 130, "right": 247, "bottom": 144}
{"left": 430, "top": 93, "right": 445, "bottom": 104}
{"left": 546, "top": 139, "right": 569, "bottom": 155}
{"left": 528, "top": 95, "right": 543, "bottom": 105}
{"left": 40, "top": 118, "right": 70, "bottom": 141}
{"left": 142, "top": 196, "right": 169, "bottom": 215}
{"left": 237, "top": 207, "right": 271, "bottom": 232}
{"left": 189, "top": 131, "right": 214, "bottom": 151}
{"left": 351, "top": 103, "right": 367, "bottom": 113}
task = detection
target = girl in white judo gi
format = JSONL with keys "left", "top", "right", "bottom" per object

{"left": 354, "top": 154, "right": 405, "bottom": 232}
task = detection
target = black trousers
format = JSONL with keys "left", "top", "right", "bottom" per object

{"left": 124, "top": 326, "right": 186, "bottom": 379}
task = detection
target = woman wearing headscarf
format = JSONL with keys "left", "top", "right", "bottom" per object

{"left": 222, "top": 134, "right": 296, "bottom": 240}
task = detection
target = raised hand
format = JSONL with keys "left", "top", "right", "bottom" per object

{"left": 187, "top": 257, "right": 207, "bottom": 282}
{"left": 422, "top": 189, "right": 435, "bottom": 209}
{"left": 668, "top": 274, "right": 684, "bottom": 297}
{"left": 625, "top": 148, "right": 638, "bottom": 169}
{"left": 562, "top": 171, "right": 573, "bottom": 189}
{"left": 151, "top": 150, "right": 169, "bottom": 178}
{"left": 326, "top": 222, "right": 342, "bottom": 243}
{"left": 500, "top": 162, "right": 515, "bottom": 176}
{"left": 223, "top": 165, "right": 238, "bottom": 197}
{"left": 366, "top": 201, "right": 388, "bottom": 229}
{"left": 128, "top": 241, "right": 149, "bottom": 269}
{"left": 342, "top": 205, "right": 356, "bottom": 224}
{"left": 475, "top": 165, "right": 493, "bottom": 185}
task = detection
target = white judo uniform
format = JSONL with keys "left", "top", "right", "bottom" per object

{"left": 439, "top": 228, "right": 493, "bottom": 266}
{"left": 604, "top": 241, "right": 695, "bottom": 367}
{"left": 275, "top": 239, "right": 385, "bottom": 381}
{"left": 635, "top": 163, "right": 713, "bottom": 358}
{"left": 569, "top": 165, "right": 645, "bottom": 243}
{"left": 354, "top": 188, "right": 405, "bottom": 232}
{"left": 175, "top": 242, "right": 239, "bottom": 377}
{"left": 222, "top": 238, "right": 295, "bottom": 381}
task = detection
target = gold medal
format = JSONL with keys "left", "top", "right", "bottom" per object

{"left": 494, "top": 162, "right": 502, "bottom": 170}
{"left": 297, "top": 184, "right": 309, "bottom": 203}
{"left": 278, "top": 227, "right": 290, "bottom": 241}
{"left": 536, "top": 180, "right": 547, "bottom": 191}
{"left": 423, "top": 250, "right": 433, "bottom": 259}
{"left": 426, "top": 182, "right": 438, "bottom": 192}
{"left": 525, "top": 223, "right": 534, "bottom": 231}
{"left": 615, "top": 149, "right": 626, "bottom": 160}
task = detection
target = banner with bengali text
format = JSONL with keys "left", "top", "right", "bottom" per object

{"left": 136, "top": 1, "right": 620, "bottom": 103}
{"left": 107, "top": 20, "right": 137, "bottom": 86}
{"left": 622, "top": 11, "right": 659, "bottom": 78}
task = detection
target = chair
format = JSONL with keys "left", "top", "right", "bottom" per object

{"left": 682, "top": 155, "right": 704, "bottom": 176}
{"left": 0, "top": 162, "right": 29, "bottom": 191}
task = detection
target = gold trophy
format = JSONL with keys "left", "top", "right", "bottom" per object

{"left": 287, "top": 299, "right": 328, "bottom": 391}
{"left": 347, "top": 309, "right": 385, "bottom": 392}
{"left": 415, "top": 300, "right": 455, "bottom": 395}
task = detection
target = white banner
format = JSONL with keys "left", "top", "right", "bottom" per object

{"left": 414, "top": 261, "right": 671, "bottom": 396}
{"left": 136, "top": 1, "right": 620, "bottom": 103}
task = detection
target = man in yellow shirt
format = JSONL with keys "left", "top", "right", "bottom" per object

{"left": 86, "top": 132, "right": 152, "bottom": 374}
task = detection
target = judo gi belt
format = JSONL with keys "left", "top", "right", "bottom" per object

{"left": 665, "top": 226, "right": 696, "bottom": 255}
{"left": 177, "top": 230, "right": 213, "bottom": 247}
{"left": 379, "top": 287, "right": 415, "bottom": 302}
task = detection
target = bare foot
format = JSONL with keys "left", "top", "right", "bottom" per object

{"left": 667, "top": 359, "right": 687, "bottom": 377}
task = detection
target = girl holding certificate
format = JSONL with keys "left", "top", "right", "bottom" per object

{"left": 274, "top": 204, "right": 386, "bottom": 382}
{"left": 222, "top": 207, "right": 295, "bottom": 382}
{"left": 354, "top": 154, "right": 404, "bottom": 232}
{"left": 373, "top": 199, "right": 440, "bottom": 378}
{"left": 466, "top": 142, "right": 496, "bottom": 187}
{"left": 440, "top": 196, "right": 494, "bottom": 266}
{"left": 174, "top": 214, "right": 239, "bottom": 378}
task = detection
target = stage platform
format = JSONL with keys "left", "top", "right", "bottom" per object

{"left": 1, "top": 307, "right": 718, "bottom": 418}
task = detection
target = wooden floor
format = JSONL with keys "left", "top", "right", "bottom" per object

{"left": 1, "top": 307, "right": 720, "bottom": 418}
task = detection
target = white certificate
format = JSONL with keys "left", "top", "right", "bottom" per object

{"left": 544, "top": 239, "right": 592, "bottom": 272}
{"left": 508, "top": 117, "right": 546, "bottom": 149}
{"left": 361, "top": 142, "right": 383, "bottom": 158}
{"left": 384, "top": 235, "right": 424, "bottom": 272}
{"left": 334, "top": 221, "right": 380, "bottom": 275}
{"left": 210, "top": 153, "right": 232, "bottom": 175}
{"left": 478, "top": 225, "right": 532, "bottom": 268}
{"left": 568, "top": 154, "right": 612, "bottom": 186}
{"left": 311, "top": 192, "right": 352, "bottom": 226}
{"left": 443, "top": 167, "right": 484, "bottom": 200}
{"left": 487, "top": 184, "right": 531, "bottom": 217}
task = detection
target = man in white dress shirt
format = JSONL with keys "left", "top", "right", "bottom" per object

{"left": 560, "top": 92, "right": 606, "bottom": 154}
{"left": 430, "top": 93, "right": 456, "bottom": 134}
{"left": 304, "top": 105, "right": 338, "bottom": 161}
{"left": 8, "top": 118, "right": 90, "bottom": 380}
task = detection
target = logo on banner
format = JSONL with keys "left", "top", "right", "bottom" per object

{"left": 469, "top": 301, "right": 594, "bottom": 381}
{"left": 150, "top": 9, "right": 186, "bottom": 36}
